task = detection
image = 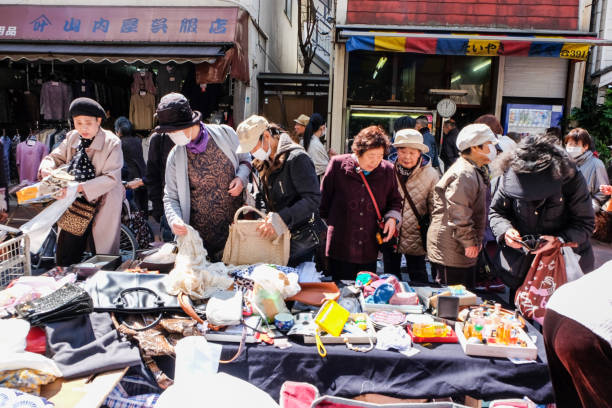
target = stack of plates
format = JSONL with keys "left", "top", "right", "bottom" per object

{"left": 369, "top": 310, "right": 407, "bottom": 329}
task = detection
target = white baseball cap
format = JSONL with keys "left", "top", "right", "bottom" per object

{"left": 456, "top": 123, "right": 497, "bottom": 152}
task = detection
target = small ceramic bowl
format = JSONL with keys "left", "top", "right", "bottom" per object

{"left": 274, "top": 312, "right": 294, "bottom": 333}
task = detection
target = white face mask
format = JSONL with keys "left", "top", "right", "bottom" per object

{"left": 168, "top": 130, "right": 191, "bottom": 146}
{"left": 566, "top": 146, "right": 583, "bottom": 158}
{"left": 485, "top": 144, "right": 497, "bottom": 162}
{"left": 252, "top": 139, "right": 271, "bottom": 161}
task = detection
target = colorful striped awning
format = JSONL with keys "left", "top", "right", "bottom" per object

{"left": 342, "top": 31, "right": 603, "bottom": 60}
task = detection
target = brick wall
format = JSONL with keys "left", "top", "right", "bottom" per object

{"left": 346, "top": 0, "right": 580, "bottom": 31}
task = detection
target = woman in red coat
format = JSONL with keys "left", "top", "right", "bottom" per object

{"left": 320, "top": 126, "right": 402, "bottom": 281}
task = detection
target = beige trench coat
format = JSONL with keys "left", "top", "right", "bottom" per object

{"left": 426, "top": 156, "right": 487, "bottom": 268}
{"left": 396, "top": 159, "right": 439, "bottom": 256}
{"left": 39, "top": 127, "right": 124, "bottom": 255}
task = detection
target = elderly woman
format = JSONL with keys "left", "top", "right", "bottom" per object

{"left": 320, "top": 125, "right": 402, "bottom": 281}
{"left": 39, "top": 97, "right": 124, "bottom": 266}
{"left": 236, "top": 115, "right": 322, "bottom": 266}
{"left": 490, "top": 135, "right": 595, "bottom": 288}
{"left": 162, "top": 93, "right": 251, "bottom": 262}
{"left": 564, "top": 128, "right": 609, "bottom": 212}
{"left": 383, "top": 129, "right": 439, "bottom": 281}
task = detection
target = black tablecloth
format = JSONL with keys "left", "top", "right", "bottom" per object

{"left": 155, "top": 319, "right": 553, "bottom": 403}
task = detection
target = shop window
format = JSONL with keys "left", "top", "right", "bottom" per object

{"left": 347, "top": 51, "right": 394, "bottom": 102}
{"left": 449, "top": 56, "right": 492, "bottom": 106}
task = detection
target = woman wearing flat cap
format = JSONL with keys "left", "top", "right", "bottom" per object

{"left": 383, "top": 129, "right": 439, "bottom": 281}
{"left": 39, "top": 97, "right": 124, "bottom": 265}
{"left": 161, "top": 93, "right": 251, "bottom": 261}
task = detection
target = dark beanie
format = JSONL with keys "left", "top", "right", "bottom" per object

{"left": 69, "top": 97, "right": 106, "bottom": 119}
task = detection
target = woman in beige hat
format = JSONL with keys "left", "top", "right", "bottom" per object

{"left": 383, "top": 129, "right": 439, "bottom": 281}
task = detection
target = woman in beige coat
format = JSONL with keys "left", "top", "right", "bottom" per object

{"left": 383, "top": 129, "right": 439, "bottom": 281}
{"left": 39, "top": 98, "right": 124, "bottom": 265}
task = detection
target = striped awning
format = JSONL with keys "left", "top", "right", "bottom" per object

{"left": 342, "top": 31, "right": 610, "bottom": 60}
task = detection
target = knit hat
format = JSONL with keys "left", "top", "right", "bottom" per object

{"left": 392, "top": 129, "right": 429, "bottom": 153}
{"left": 154, "top": 93, "right": 202, "bottom": 133}
{"left": 456, "top": 123, "right": 497, "bottom": 152}
{"left": 69, "top": 97, "right": 106, "bottom": 119}
{"left": 236, "top": 115, "right": 269, "bottom": 153}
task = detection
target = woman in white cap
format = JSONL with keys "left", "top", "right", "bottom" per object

{"left": 426, "top": 123, "right": 498, "bottom": 287}
{"left": 383, "top": 129, "right": 439, "bottom": 281}
{"left": 236, "top": 115, "right": 322, "bottom": 266}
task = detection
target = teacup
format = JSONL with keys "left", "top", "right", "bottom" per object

{"left": 274, "top": 312, "right": 294, "bottom": 332}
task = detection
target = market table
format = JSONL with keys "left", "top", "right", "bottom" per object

{"left": 156, "top": 319, "right": 553, "bottom": 403}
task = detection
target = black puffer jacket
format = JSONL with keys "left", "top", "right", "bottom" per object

{"left": 489, "top": 136, "right": 595, "bottom": 286}
{"left": 257, "top": 133, "right": 321, "bottom": 230}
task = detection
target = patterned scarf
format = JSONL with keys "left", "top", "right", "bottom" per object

{"left": 68, "top": 137, "right": 96, "bottom": 182}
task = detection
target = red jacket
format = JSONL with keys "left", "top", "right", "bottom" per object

{"left": 320, "top": 154, "right": 402, "bottom": 264}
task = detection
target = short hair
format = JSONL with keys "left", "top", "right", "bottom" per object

{"left": 415, "top": 115, "right": 429, "bottom": 127}
{"left": 352, "top": 125, "right": 390, "bottom": 157}
{"left": 506, "top": 132, "right": 520, "bottom": 143}
{"left": 443, "top": 119, "right": 456, "bottom": 128}
{"left": 546, "top": 127, "right": 562, "bottom": 140}
{"left": 564, "top": 128, "right": 593, "bottom": 150}
{"left": 460, "top": 143, "right": 485, "bottom": 155}
{"left": 474, "top": 114, "right": 503, "bottom": 136}
{"left": 114, "top": 116, "right": 132, "bottom": 137}
{"left": 393, "top": 116, "right": 415, "bottom": 132}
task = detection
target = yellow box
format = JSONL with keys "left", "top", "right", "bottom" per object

{"left": 315, "top": 300, "right": 349, "bottom": 337}
{"left": 16, "top": 185, "right": 39, "bottom": 204}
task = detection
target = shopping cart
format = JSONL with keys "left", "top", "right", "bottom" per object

{"left": 0, "top": 224, "right": 31, "bottom": 289}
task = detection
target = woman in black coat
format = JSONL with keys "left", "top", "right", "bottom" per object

{"left": 115, "top": 117, "right": 147, "bottom": 214}
{"left": 489, "top": 135, "right": 595, "bottom": 288}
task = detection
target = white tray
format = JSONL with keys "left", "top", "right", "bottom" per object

{"left": 359, "top": 292, "right": 423, "bottom": 314}
{"left": 455, "top": 322, "right": 537, "bottom": 360}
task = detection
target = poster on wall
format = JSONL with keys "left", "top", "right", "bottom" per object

{"left": 504, "top": 103, "right": 564, "bottom": 138}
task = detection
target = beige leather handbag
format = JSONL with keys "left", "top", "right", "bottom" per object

{"left": 222, "top": 206, "right": 290, "bottom": 266}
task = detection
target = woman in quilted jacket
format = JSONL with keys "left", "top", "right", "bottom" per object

{"left": 383, "top": 129, "right": 439, "bottom": 281}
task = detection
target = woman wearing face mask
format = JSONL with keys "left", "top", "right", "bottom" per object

{"left": 236, "top": 115, "right": 322, "bottom": 266}
{"left": 427, "top": 124, "right": 498, "bottom": 287}
{"left": 383, "top": 129, "right": 439, "bottom": 281}
{"left": 564, "top": 128, "right": 609, "bottom": 212}
{"left": 161, "top": 93, "right": 251, "bottom": 261}
{"left": 301, "top": 113, "right": 329, "bottom": 177}
{"left": 320, "top": 126, "right": 402, "bottom": 281}
{"left": 39, "top": 98, "right": 124, "bottom": 266}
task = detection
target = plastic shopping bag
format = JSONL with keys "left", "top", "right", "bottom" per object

{"left": 562, "top": 246, "right": 583, "bottom": 282}
{"left": 19, "top": 184, "right": 78, "bottom": 253}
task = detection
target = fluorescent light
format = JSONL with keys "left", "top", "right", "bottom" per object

{"left": 472, "top": 60, "right": 491, "bottom": 72}
{"left": 373, "top": 70, "right": 378, "bottom": 79}
{"left": 352, "top": 112, "right": 410, "bottom": 118}
{"left": 451, "top": 75, "right": 462, "bottom": 83}
{"left": 376, "top": 57, "right": 388, "bottom": 70}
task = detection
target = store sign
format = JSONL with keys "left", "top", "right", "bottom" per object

{"left": 0, "top": 5, "right": 237, "bottom": 43}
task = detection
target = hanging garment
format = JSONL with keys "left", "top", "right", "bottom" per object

{"left": 131, "top": 71, "right": 156, "bottom": 95}
{"left": 40, "top": 81, "right": 72, "bottom": 120}
{"left": 16, "top": 140, "right": 48, "bottom": 183}
{"left": 72, "top": 79, "right": 96, "bottom": 99}
{"left": 1, "top": 135, "right": 11, "bottom": 186}
{"left": 157, "top": 65, "right": 184, "bottom": 98}
{"left": 129, "top": 92, "right": 156, "bottom": 130}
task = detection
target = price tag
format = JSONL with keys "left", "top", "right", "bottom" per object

{"left": 51, "top": 81, "right": 59, "bottom": 86}
{"left": 81, "top": 86, "right": 86, "bottom": 93}
{"left": 169, "top": 77, "right": 175, "bottom": 82}
{"left": 139, "top": 91, "right": 146, "bottom": 96}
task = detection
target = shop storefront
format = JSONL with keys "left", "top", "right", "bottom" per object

{"left": 0, "top": 5, "right": 249, "bottom": 152}
{"left": 329, "top": 29, "right": 606, "bottom": 153}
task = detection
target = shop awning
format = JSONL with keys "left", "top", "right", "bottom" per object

{"left": 341, "top": 30, "right": 612, "bottom": 61}
{"left": 0, "top": 43, "right": 225, "bottom": 64}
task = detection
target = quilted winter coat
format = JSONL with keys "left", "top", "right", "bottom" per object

{"left": 396, "top": 156, "right": 439, "bottom": 256}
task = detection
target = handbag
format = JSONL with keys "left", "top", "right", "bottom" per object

{"left": 397, "top": 174, "right": 430, "bottom": 250}
{"left": 15, "top": 283, "right": 93, "bottom": 326}
{"left": 358, "top": 171, "right": 398, "bottom": 249}
{"left": 222, "top": 206, "right": 290, "bottom": 266}
{"left": 84, "top": 271, "right": 186, "bottom": 330}
{"left": 57, "top": 198, "right": 97, "bottom": 236}
{"left": 290, "top": 214, "right": 327, "bottom": 260}
{"left": 514, "top": 241, "right": 576, "bottom": 324}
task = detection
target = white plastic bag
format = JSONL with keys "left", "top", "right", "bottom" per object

{"left": 19, "top": 183, "right": 78, "bottom": 253}
{"left": 562, "top": 247, "right": 583, "bottom": 282}
{"left": 250, "top": 264, "right": 300, "bottom": 299}
{"left": 164, "top": 225, "right": 234, "bottom": 300}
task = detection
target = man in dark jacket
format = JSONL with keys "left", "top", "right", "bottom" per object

{"left": 416, "top": 116, "right": 439, "bottom": 170}
{"left": 489, "top": 135, "right": 595, "bottom": 288}
{"left": 144, "top": 132, "right": 175, "bottom": 241}
{"left": 440, "top": 119, "right": 460, "bottom": 170}
{"left": 115, "top": 117, "right": 148, "bottom": 215}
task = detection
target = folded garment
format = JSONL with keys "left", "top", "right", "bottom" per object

{"left": 0, "top": 369, "right": 56, "bottom": 395}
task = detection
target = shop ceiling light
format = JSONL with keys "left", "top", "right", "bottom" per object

{"left": 375, "top": 56, "right": 388, "bottom": 70}
{"left": 352, "top": 112, "right": 409, "bottom": 118}
{"left": 373, "top": 70, "right": 379, "bottom": 79}
{"left": 472, "top": 60, "right": 491, "bottom": 72}
{"left": 451, "top": 75, "right": 462, "bottom": 83}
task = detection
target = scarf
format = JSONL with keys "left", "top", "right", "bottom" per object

{"left": 68, "top": 136, "right": 96, "bottom": 182}
{"left": 186, "top": 123, "right": 209, "bottom": 154}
